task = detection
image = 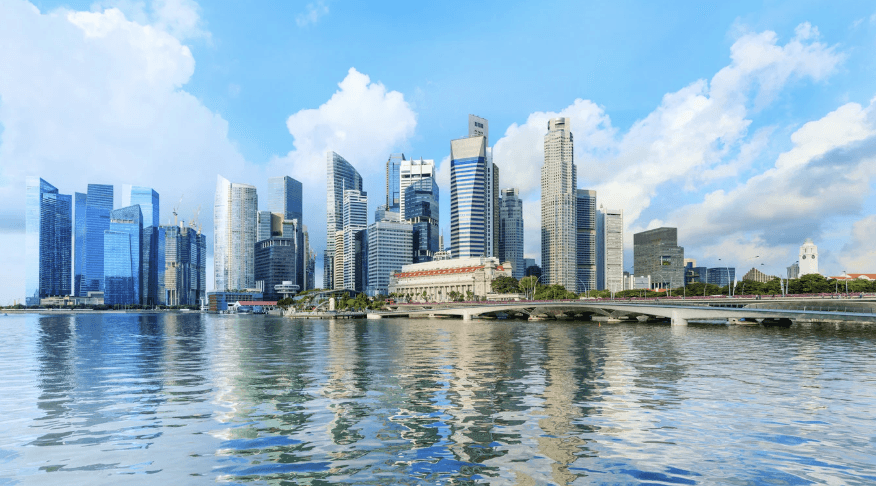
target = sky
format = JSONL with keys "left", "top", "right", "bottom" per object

{"left": 2, "top": 0, "right": 876, "bottom": 304}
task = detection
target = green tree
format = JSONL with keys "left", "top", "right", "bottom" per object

{"left": 491, "top": 276, "right": 519, "bottom": 294}
{"left": 519, "top": 276, "right": 539, "bottom": 299}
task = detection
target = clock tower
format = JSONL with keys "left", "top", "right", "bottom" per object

{"left": 798, "top": 238, "right": 818, "bottom": 276}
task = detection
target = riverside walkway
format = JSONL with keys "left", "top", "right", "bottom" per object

{"left": 368, "top": 296, "right": 876, "bottom": 326}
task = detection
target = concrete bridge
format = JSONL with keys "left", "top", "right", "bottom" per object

{"left": 369, "top": 298, "right": 876, "bottom": 326}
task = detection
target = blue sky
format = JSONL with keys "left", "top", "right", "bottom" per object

{"left": 2, "top": 0, "right": 876, "bottom": 303}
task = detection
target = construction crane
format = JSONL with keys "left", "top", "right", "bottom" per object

{"left": 172, "top": 194, "right": 184, "bottom": 226}
{"left": 189, "top": 205, "right": 201, "bottom": 233}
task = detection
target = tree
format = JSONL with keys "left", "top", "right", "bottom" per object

{"left": 519, "top": 276, "right": 539, "bottom": 299}
{"left": 465, "top": 290, "right": 474, "bottom": 301}
{"left": 491, "top": 276, "right": 519, "bottom": 294}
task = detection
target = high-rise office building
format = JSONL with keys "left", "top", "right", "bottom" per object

{"left": 255, "top": 237, "right": 297, "bottom": 301}
{"left": 405, "top": 177, "right": 439, "bottom": 263}
{"left": 268, "top": 176, "right": 303, "bottom": 223}
{"left": 25, "top": 177, "right": 72, "bottom": 305}
{"left": 257, "top": 210, "right": 274, "bottom": 242}
{"left": 325, "top": 152, "right": 363, "bottom": 289}
{"left": 576, "top": 189, "right": 597, "bottom": 293}
{"left": 386, "top": 153, "right": 406, "bottom": 213}
{"left": 73, "top": 192, "right": 87, "bottom": 296}
{"left": 82, "top": 184, "right": 113, "bottom": 293}
{"left": 541, "top": 117, "right": 578, "bottom": 290}
{"left": 341, "top": 189, "right": 368, "bottom": 291}
{"left": 104, "top": 205, "right": 142, "bottom": 305}
{"left": 127, "top": 186, "right": 161, "bottom": 306}
{"left": 399, "top": 158, "right": 435, "bottom": 220}
{"left": 490, "top": 160, "right": 500, "bottom": 258}
{"left": 214, "top": 175, "right": 258, "bottom": 291}
{"left": 633, "top": 227, "right": 685, "bottom": 290}
{"left": 707, "top": 267, "right": 736, "bottom": 288}
{"left": 367, "top": 220, "right": 413, "bottom": 296}
{"left": 450, "top": 115, "right": 496, "bottom": 259}
{"left": 164, "top": 224, "right": 206, "bottom": 306}
{"left": 597, "top": 206, "right": 624, "bottom": 293}
{"left": 498, "top": 188, "right": 524, "bottom": 279}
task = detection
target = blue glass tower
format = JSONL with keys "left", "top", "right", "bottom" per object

{"left": 576, "top": 190, "right": 597, "bottom": 293}
{"left": 386, "top": 153, "right": 405, "bottom": 213}
{"left": 129, "top": 186, "right": 160, "bottom": 305}
{"left": 450, "top": 136, "right": 488, "bottom": 258}
{"left": 268, "top": 176, "right": 302, "bottom": 223}
{"left": 404, "top": 177, "right": 439, "bottom": 263}
{"left": 104, "top": 205, "right": 142, "bottom": 306}
{"left": 129, "top": 186, "right": 159, "bottom": 228}
{"left": 83, "top": 184, "right": 113, "bottom": 293}
{"left": 73, "top": 192, "right": 87, "bottom": 296}
{"left": 25, "top": 177, "right": 72, "bottom": 305}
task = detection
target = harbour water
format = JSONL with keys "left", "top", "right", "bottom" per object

{"left": 1, "top": 313, "right": 875, "bottom": 484}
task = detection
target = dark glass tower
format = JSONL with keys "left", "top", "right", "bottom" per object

{"left": 25, "top": 177, "right": 72, "bottom": 305}
{"left": 83, "top": 184, "right": 113, "bottom": 293}
{"left": 404, "top": 177, "right": 439, "bottom": 263}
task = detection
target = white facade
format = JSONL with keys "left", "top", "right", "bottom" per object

{"left": 799, "top": 238, "right": 818, "bottom": 276}
{"left": 367, "top": 220, "right": 413, "bottom": 296}
{"left": 399, "top": 158, "right": 435, "bottom": 220}
{"left": 214, "top": 175, "right": 258, "bottom": 291}
{"left": 541, "top": 117, "right": 577, "bottom": 290}
{"left": 597, "top": 206, "right": 624, "bottom": 293}
{"left": 388, "top": 256, "right": 511, "bottom": 302}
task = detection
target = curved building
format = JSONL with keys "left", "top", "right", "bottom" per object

{"left": 214, "top": 175, "right": 258, "bottom": 291}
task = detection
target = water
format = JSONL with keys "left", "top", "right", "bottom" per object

{"left": 1, "top": 313, "right": 876, "bottom": 485}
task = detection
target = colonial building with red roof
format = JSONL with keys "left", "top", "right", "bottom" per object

{"left": 388, "top": 256, "right": 512, "bottom": 302}
{"left": 829, "top": 273, "right": 876, "bottom": 281}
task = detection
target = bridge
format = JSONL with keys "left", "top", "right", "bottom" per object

{"left": 368, "top": 297, "right": 876, "bottom": 326}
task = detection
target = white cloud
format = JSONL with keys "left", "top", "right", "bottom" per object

{"left": 296, "top": 1, "right": 328, "bottom": 27}
{"left": 0, "top": 0, "right": 251, "bottom": 302}
{"left": 839, "top": 215, "right": 876, "bottom": 271}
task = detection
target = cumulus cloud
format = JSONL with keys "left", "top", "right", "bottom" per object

{"left": 296, "top": 1, "right": 328, "bottom": 27}
{"left": 839, "top": 215, "right": 876, "bottom": 271}
{"left": 0, "top": 0, "right": 250, "bottom": 302}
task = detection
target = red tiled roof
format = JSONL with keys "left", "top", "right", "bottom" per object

{"left": 830, "top": 274, "right": 876, "bottom": 280}
{"left": 237, "top": 301, "right": 278, "bottom": 305}
{"left": 395, "top": 265, "right": 484, "bottom": 278}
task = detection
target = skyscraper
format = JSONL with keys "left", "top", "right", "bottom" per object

{"left": 399, "top": 158, "right": 435, "bottom": 219}
{"left": 541, "top": 117, "right": 577, "bottom": 290}
{"left": 128, "top": 186, "right": 160, "bottom": 305}
{"left": 597, "top": 206, "right": 624, "bottom": 293}
{"left": 268, "top": 176, "right": 302, "bottom": 223}
{"left": 367, "top": 220, "right": 413, "bottom": 296}
{"left": 83, "top": 184, "right": 113, "bottom": 293}
{"left": 386, "top": 153, "right": 406, "bottom": 213}
{"left": 73, "top": 192, "right": 87, "bottom": 296}
{"left": 498, "top": 188, "right": 524, "bottom": 279}
{"left": 576, "top": 189, "right": 597, "bottom": 293}
{"left": 325, "top": 152, "right": 363, "bottom": 289}
{"left": 104, "top": 205, "right": 142, "bottom": 305}
{"left": 164, "top": 224, "right": 206, "bottom": 306}
{"left": 405, "top": 177, "right": 439, "bottom": 263}
{"left": 214, "top": 175, "right": 258, "bottom": 291}
{"left": 451, "top": 115, "right": 496, "bottom": 259}
{"left": 25, "top": 177, "right": 72, "bottom": 305}
{"left": 341, "top": 189, "right": 368, "bottom": 291}
{"left": 633, "top": 227, "right": 684, "bottom": 290}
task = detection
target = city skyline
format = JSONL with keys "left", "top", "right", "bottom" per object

{"left": 3, "top": 0, "right": 876, "bottom": 303}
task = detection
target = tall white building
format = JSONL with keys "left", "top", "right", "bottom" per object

{"left": 341, "top": 189, "right": 368, "bottom": 291}
{"left": 799, "top": 238, "right": 819, "bottom": 276}
{"left": 597, "top": 206, "right": 624, "bottom": 292}
{"left": 214, "top": 175, "right": 258, "bottom": 291}
{"left": 541, "top": 117, "right": 577, "bottom": 290}
{"left": 399, "top": 158, "right": 435, "bottom": 220}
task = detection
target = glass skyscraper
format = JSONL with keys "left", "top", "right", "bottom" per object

{"left": 268, "top": 176, "right": 302, "bottom": 223}
{"left": 104, "top": 205, "right": 142, "bottom": 306}
{"left": 385, "top": 153, "right": 405, "bottom": 213}
{"left": 450, "top": 136, "right": 488, "bottom": 258}
{"left": 164, "top": 225, "right": 206, "bottom": 306}
{"left": 214, "top": 175, "right": 258, "bottom": 292}
{"left": 325, "top": 152, "right": 363, "bottom": 289}
{"left": 405, "top": 177, "right": 439, "bottom": 263}
{"left": 128, "top": 186, "right": 160, "bottom": 305}
{"left": 127, "top": 186, "right": 159, "bottom": 228}
{"left": 366, "top": 220, "right": 413, "bottom": 296}
{"left": 25, "top": 177, "right": 72, "bottom": 305}
{"left": 576, "top": 189, "right": 597, "bottom": 293}
{"left": 82, "top": 184, "right": 113, "bottom": 293}
{"left": 498, "top": 188, "right": 524, "bottom": 279}
{"left": 73, "top": 192, "right": 87, "bottom": 296}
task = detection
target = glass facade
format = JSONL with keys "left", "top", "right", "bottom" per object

{"left": 367, "top": 221, "right": 413, "bottom": 296}
{"left": 254, "top": 237, "right": 297, "bottom": 301}
{"left": 25, "top": 177, "right": 72, "bottom": 305}
{"left": 104, "top": 205, "right": 142, "bottom": 306}
{"left": 130, "top": 186, "right": 159, "bottom": 228}
{"left": 405, "top": 177, "right": 439, "bottom": 263}
{"left": 386, "top": 153, "right": 405, "bottom": 212}
{"left": 268, "top": 176, "right": 302, "bottom": 223}
{"left": 83, "top": 184, "right": 113, "bottom": 293}
{"left": 73, "top": 192, "right": 87, "bottom": 296}
{"left": 576, "top": 190, "right": 597, "bottom": 293}
{"left": 164, "top": 225, "right": 206, "bottom": 306}
{"left": 707, "top": 267, "right": 736, "bottom": 288}
{"left": 214, "top": 175, "right": 258, "bottom": 291}
{"left": 498, "top": 188, "right": 524, "bottom": 279}
{"left": 633, "top": 227, "right": 685, "bottom": 290}
{"left": 450, "top": 136, "right": 488, "bottom": 258}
